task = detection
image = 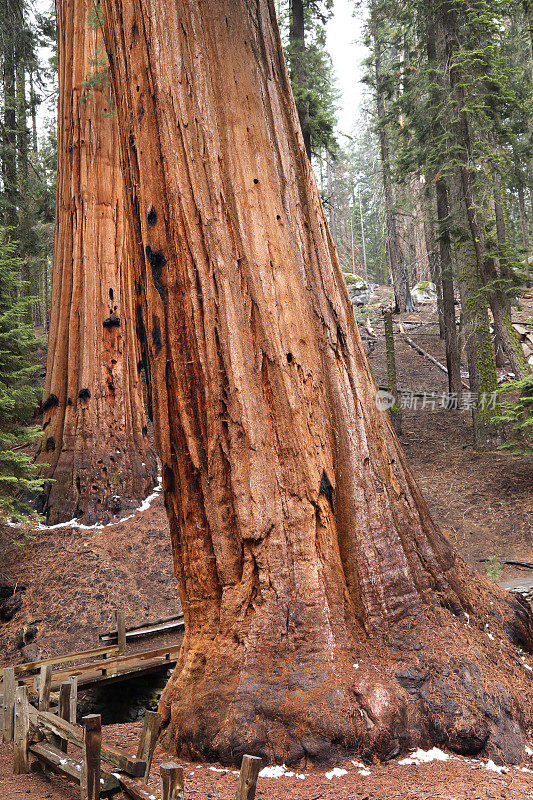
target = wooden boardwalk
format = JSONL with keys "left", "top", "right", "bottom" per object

{"left": 1, "top": 610, "right": 183, "bottom": 729}
{"left": 1, "top": 614, "right": 262, "bottom": 800}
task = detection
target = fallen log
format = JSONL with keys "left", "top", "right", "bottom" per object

{"left": 398, "top": 323, "right": 469, "bottom": 390}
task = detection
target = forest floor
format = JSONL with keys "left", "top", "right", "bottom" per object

{"left": 1, "top": 721, "right": 533, "bottom": 799}
{"left": 0, "top": 287, "right": 532, "bottom": 798}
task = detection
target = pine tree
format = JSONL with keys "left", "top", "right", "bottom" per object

{"left": 0, "top": 229, "right": 43, "bottom": 519}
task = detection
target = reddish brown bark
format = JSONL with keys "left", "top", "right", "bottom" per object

{"left": 101, "top": 0, "right": 533, "bottom": 766}
{"left": 36, "top": 0, "right": 157, "bottom": 525}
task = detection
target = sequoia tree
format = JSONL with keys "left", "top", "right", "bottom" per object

{"left": 101, "top": 0, "right": 533, "bottom": 765}
{"left": 36, "top": 0, "right": 157, "bottom": 525}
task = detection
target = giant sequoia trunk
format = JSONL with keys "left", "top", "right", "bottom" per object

{"left": 101, "top": 0, "right": 533, "bottom": 765}
{"left": 36, "top": 0, "right": 157, "bottom": 525}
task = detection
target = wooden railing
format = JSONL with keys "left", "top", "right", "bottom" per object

{"left": 10, "top": 682, "right": 261, "bottom": 800}
{"left": 3, "top": 610, "right": 262, "bottom": 799}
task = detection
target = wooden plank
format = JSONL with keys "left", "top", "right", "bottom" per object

{"left": 119, "top": 774, "right": 162, "bottom": 800}
{"left": 42, "top": 658, "right": 177, "bottom": 693}
{"left": 235, "top": 755, "right": 262, "bottom": 800}
{"left": 116, "top": 609, "right": 127, "bottom": 655}
{"left": 81, "top": 715, "right": 101, "bottom": 800}
{"left": 11, "top": 643, "right": 120, "bottom": 675}
{"left": 29, "top": 742, "right": 120, "bottom": 792}
{"left": 100, "top": 615, "right": 185, "bottom": 644}
{"left": 32, "top": 709, "right": 147, "bottom": 777}
{"left": 137, "top": 710, "right": 161, "bottom": 783}
{"left": 47, "top": 644, "right": 181, "bottom": 683}
{"left": 38, "top": 665, "right": 53, "bottom": 711}
{"left": 161, "top": 763, "right": 183, "bottom": 800}
{"left": 2, "top": 666, "right": 16, "bottom": 743}
{"left": 100, "top": 612, "right": 184, "bottom": 638}
{"left": 13, "top": 685, "right": 30, "bottom": 774}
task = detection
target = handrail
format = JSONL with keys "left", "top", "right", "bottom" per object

{"left": 29, "top": 707, "right": 147, "bottom": 777}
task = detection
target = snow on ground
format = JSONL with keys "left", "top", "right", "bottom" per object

{"left": 24, "top": 475, "right": 164, "bottom": 531}
{"left": 398, "top": 748, "right": 450, "bottom": 766}
{"left": 259, "top": 765, "right": 306, "bottom": 779}
{"left": 325, "top": 767, "right": 348, "bottom": 779}
{"left": 485, "top": 760, "right": 509, "bottom": 775}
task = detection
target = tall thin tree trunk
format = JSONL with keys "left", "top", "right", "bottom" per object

{"left": 2, "top": 20, "right": 18, "bottom": 231}
{"left": 373, "top": 33, "right": 413, "bottom": 313}
{"left": 422, "top": 194, "right": 445, "bottom": 338}
{"left": 441, "top": 3, "right": 529, "bottom": 379}
{"left": 101, "top": 0, "right": 532, "bottom": 765}
{"left": 289, "top": 0, "right": 311, "bottom": 159}
{"left": 434, "top": 177, "right": 462, "bottom": 398}
{"left": 448, "top": 177, "right": 500, "bottom": 446}
{"left": 493, "top": 173, "right": 517, "bottom": 291}
{"left": 36, "top": 0, "right": 157, "bottom": 524}
{"left": 29, "top": 69, "right": 38, "bottom": 155}
{"left": 426, "top": 18, "right": 461, "bottom": 393}
{"left": 514, "top": 160, "right": 530, "bottom": 261}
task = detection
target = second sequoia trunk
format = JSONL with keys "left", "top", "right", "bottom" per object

{"left": 102, "top": 0, "right": 533, "bottom": 766}
{"left": 36, "top": 0, "right": 157, "bottom": 525}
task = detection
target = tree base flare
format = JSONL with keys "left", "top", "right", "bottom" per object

{"left": 159, "top": 580, "right": 533, "bottom": 767}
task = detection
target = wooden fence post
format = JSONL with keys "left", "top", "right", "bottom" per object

{"left": 115, "top": 609, "right": 126, "bottom": 654}
{"left": 235, "top": 755, "right": 262, "bottom": 800}
{"left": 69, "top": 675, "right": 78, "bottom": 723}
{"left": 2, "top": 666, "right": 16, "bottom": 743}
{"left": 81, "top": 714, "right": 101, "bottom": 800}
{"left": 13, "top": 685, "right": 30, "bottom": 774}
{"left": 160, "top": 763, "right": 183, "bottom": 800}
{"left": 38, "top": 664, "right": 53, "bottom": 711}
{"left": 57, "top": 681, "right": 72, "bottom": 752}
{"left": 136, "top": 710, "right": 161, "bottom": 783}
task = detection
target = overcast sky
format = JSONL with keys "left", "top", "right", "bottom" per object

{"left": 326, "top": 0, "right": 370, "bottom": 136}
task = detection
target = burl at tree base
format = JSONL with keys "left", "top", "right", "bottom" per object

{"left": 100, "top": 0, "right": 533, "bottom": 766}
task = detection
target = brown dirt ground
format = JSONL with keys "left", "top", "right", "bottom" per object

{"left": 0, "top": 288, "right": 532, "bottom": 798}
{"left": 1, "top": 722, "right": 533, "bottom": 799}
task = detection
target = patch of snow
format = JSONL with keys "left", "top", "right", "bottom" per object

{"left": 359, "top": 769, "right": 371, "bottom": 776}
{"left": 259, "top": 766, "right": 285, "bottom": 778}
{"left": 351, "top": 760, "right": 365, "bottom": 768}
{"left": 486, "top": 632, "right": 495, "bottom": 641}
{"left": 259, "top": 765, "right": 305, "bottom": 779}
{"left": 136, "top": 477, "right": 163, "bottom": 512}
{"left": 398, "top": 748, "right": 449, "bottom": 766}
{"left": 485, "top": 760, "right": 508, "bottom": 774}
{"left": 526, "top": 745, "right": 533, "bottom": 756}
{"left": 34, "top": 476, "right": 163, "bottom": 531}
{"left": 325, "top": 767, "right": 348, "bottom": 779}
{"left": 464, "top": 612, "right": 470, "bottom": 625}
{"left": 353, "top": 663, "right": 359, "bottom": 670}
{"left": 209, "top": 767, "right": 227, "bottom": 773}
{"left": 519, "top": 767, "right": 533, "bottom": 774}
